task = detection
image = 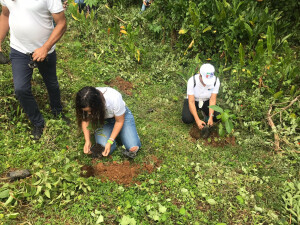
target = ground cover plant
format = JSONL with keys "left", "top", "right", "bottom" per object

{"left": 0, "top": 1, "right": 299, "bottom": 224}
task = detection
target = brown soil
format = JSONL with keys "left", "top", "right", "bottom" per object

{"left": 80, "top": 155, "right": 162, "bottom": 186}
{"left": 105, "top": 76, "right": 133, "bottom": 96}
{"left": 189, "top": 124, "right": 235, "bottom": 147}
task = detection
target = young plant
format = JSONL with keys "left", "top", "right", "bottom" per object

{"left": 209, "top": 105, "right": 235, "bottom": 137}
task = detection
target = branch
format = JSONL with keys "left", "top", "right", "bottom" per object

{"left": 267, "top": 105, "right": 280, "bottom": 151}
{"left": 114, "top": 15, "right": 127, "bottom": 24}
{"left": 266, "top": 95, "right": 300, "bottom": 152}
{"left": 271, "top": 95, "right": 300, "bottom": 118}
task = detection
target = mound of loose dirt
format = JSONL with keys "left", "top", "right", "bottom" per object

{"left": 189, "top": 124, "right": 235, "bottom": 147}
{"left": 105, "top": 76, "right": 133, "bottom": 96}
{"left": 80, "top": 155, "right": 162, "bottom": 186}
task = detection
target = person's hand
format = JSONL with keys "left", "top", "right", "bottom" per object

{"left": 196, "top": 120, "right": 206, "bottom": 130}
{"left": 83, "top": 141, "right": 92, "bottom": 154}
{"left": 207, "top": 117, "right": 214, "bottom": 127}
{"left": 32, "top": 47, "right": 48, "bottom": 62}
{"left": 102, "top": 142, "right": 111, "bottom": 157}
{"left": 63, "top": 0, "right": 68, "bottom": 10}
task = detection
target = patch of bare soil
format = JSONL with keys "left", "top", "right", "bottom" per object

{"left": 80, "top": 155, "right": 162, "bottom": 186}
{"left": 105, "top": 76, "right": 133, "bottom": 96}
{"left": 189, "top": 124, "right": 235, "bottom": 147}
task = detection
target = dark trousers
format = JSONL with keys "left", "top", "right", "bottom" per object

{"left": 181, "top": 99, "right": 220, "bottom": 124}
{"left": 10, "top": 48, "right": 62, "bottom": 127}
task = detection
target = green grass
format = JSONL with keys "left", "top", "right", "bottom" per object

{"left": 0, "top": 4, "right": 299, "bottom": 225}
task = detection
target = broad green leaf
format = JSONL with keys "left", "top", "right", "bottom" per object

{"left": 207, "top": 199, "right": 217, "bottom": 205}
{"left": 6, "top": 213, "right": 19, "bottom": 219}
{"left": 274, "top": 91, "right": 283, "bottom": 99}
{"left": 120, "top": 215, "right": 136, "bottom": 225}
{"left": 221, "top": 112, "right": 229, "bottom": 123}
{"left": 225, "top": 120, "right": 233, "bottom": 134}
{"left": 181, "top": 188, "right": 188, "bottom": 193}
{"left": 219, "top": 124, "right": 226, "bottom": 137}
{"left": 203, "top": 26, "right": 212, "bottom": 33}
{"left": 236, "top": 195, "right": 244, "bottom": 205}
{"left": 35, "top": 186, "right": 42, "bottom": 196}
{"left": 149, "top": 179, "right": 154, "bottom": 184}
{"left": 255, "top": 39, "right": 264, "bottom": 59}
{"left": 45, "top": 190, "right": 51, "bottom": 198}
{"left": 290, "top": 85, "right": 295, "bottom": 96}
{"left": 254, "top": 205, "right": 263, "bottom": 212}
{"left": 0, "top": 190, "right": 9, "bottom": 199}
{"left": 178, "top": 29, "right": 188, "bottom": 34}
{"left": 4, "top": 195, "right": 14, "bottom": 206}
{"left": 179, "top": 207, "right": 186, "bottom": 215}
{"left": 159, "top": 204, "right": 167, "bottom": 213}
{"left": 96, "top": 215, "right": 104, "bottom": 224}
{"left": 209, "top": 105, "right": 223, "bottom": 113}
{"left": 244, "top": 23, "right": 253, "bottom": 36}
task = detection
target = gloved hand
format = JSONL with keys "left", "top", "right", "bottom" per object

{"left": 0, "top": 52, "right": 10, "bottom": 64}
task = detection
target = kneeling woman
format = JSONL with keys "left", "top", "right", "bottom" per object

{"left": 76, "top": 86, "right": 141, "bottom": 157}
{"left": 182, "top": 63, "right": 220, "bottom": 129}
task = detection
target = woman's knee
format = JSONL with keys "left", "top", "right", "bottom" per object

{"left": 129, "top": 146, "right": 139, "bottom": 152}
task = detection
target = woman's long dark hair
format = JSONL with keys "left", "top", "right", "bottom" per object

{"left": 75, "top": 86, "right": 106, "bottom": 129}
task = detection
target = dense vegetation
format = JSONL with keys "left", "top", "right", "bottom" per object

{"left": 0, "top": 0, "right": 299, "bottom": 224}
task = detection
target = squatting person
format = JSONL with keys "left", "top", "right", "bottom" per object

{"left": 182, "top": 63, "right": 220, "bottom": 129}
{"left": 76, "top": 86, "right": 141, "bottom": 158}
{"left": 0, "top": 0, "right": 68, "bottom": 140}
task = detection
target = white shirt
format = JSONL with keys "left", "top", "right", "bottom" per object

{"left": 0, "top": 0, "right": 63, "bottom": 54}
{"left": 96, "top": 87, "right": 126, "bottom": 119}
{"left": 186, "top": 74, "right": 220, "bottom": 102}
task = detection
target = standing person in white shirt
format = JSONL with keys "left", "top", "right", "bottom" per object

{"left": 182, "top": 63, "right": 221, "bottom": 129}
{"left": 0, "top": 0, "right": 68, "bottom": 140}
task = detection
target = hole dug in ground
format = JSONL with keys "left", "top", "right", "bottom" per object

{"left": 80, "top": 155, "right": 162, "bottom": 186}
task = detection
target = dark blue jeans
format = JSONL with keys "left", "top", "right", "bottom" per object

{"left": 10, "top": 48, "right": 62, "bottom": 127}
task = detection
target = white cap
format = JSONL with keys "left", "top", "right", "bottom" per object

{"left": 200, "top": 63, "right": 215, "bottom": 86}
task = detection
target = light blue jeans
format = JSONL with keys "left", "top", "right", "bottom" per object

{"left": 95, "top": 107, "right": 141, "bottom": 155}
{"left": 141, "top": 0, "right": 150, "bottom": 11}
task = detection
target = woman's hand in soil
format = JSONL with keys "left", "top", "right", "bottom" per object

{"left": 84, "top": 141, "right": 92, "bottom": 154}
{"left": 207, "top": 117, "right": 214, "bottom": 126}
{"left": 102, "top": 143, "right": 111, "bottom": 157}
{"left": 196, "top": 120, "right": 206, "bottom": 130}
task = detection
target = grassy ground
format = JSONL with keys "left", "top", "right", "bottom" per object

{"left": 0, "top": 4, "right": 299, "bottom": 225}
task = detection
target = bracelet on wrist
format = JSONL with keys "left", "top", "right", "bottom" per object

{"left": 107, "top": 139, "right": 114, "bottom": 145}
{"left": 210, "top": 113, "right": 214, "bottom": 117}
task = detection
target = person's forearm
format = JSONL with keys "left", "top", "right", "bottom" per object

{"left": 209, "top": 95, "right": 217, "bottom": 118}
{"left": 0, "top": 8, "right": 10, "bottom": 51}
{"left": 43, "top": 18, "right": 67, "bottom": 52}
{"left": 188, "top": 99, "right": 201, "bottom": 122}
{"left": 82, "top": 121, "right": 91, "bottom": 143}
{"left": 109, "top": 120, "right": 124, "bottom": 141}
